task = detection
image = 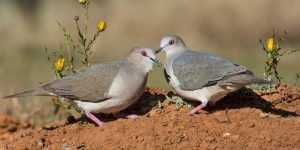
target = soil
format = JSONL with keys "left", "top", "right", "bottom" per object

{"left": 0, "top": 84, "right": 300, "bottom": 150}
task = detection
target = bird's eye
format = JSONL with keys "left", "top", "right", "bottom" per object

{"left": 141, "top": 51, "right": 147, "bottom": 57}
{"left": 169, "top": 40, "right": 175, "bottom": 45}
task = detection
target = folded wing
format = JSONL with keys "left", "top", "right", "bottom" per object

{"left": 172, "top": 51, "right": 247, "bottom": 91}
{"left": 42, "top": 62, "right": 122, "bottom": 102}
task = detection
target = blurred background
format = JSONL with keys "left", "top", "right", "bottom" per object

{"left": 0, "top": 0, "right": 300, "bottom": 124}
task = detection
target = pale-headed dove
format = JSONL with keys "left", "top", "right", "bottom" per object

{"left": 155, "top": 35, "right": 271, "bottom": 115}
{"left": 3, "top": 47, "right": 161, "bottom": 126}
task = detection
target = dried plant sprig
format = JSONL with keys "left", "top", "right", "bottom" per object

{"left": 56, "top": 21, "right": 83, "bottom": 55}
{"left": 83, "top": 1, "right": 89, "bottom": 41}
{"left": 56, "top": 21, "right": 83, "bottom": 74}
{"left": 83, "top": 21, "right": 106, "bottom": 65}
{"left": 74, "top": 16, "right": 85, "bottom": 48}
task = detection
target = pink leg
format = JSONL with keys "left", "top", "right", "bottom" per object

{"left": 188, "top": 100, "right": 208, "bottom": 116}
{"left": 85, "top": 112, "right": 104, "bottom": 126}
{"left": 115, "top": 113, "right": 140, "bottom": 120}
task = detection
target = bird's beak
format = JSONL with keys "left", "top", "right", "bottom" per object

{"left": 155, "top": 47, "right": 164, "bottom": 54}
{"left": 150, "top": 57, "right": 162, "bottom": 67}
{"left": 155, "top": 43, "right": 168, "bottom": 54}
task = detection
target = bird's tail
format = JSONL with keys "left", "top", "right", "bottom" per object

{"left": 250, "top": 78, "right": 272, "bottom": 84}
{"left": 239, "top": 71, "right": 272, "bottom": 85}
{"left": 221, "top": 71, "right": 272, "bottom": 87}
{"left": 3, "top": 89, "right": 49, "bottom": 99}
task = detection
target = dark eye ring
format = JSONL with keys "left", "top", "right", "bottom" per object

{"left": 141, "top": 51, "right": 147, "bottom": 57}
{"left": 169, "top": 40, "right": 175, "bottom": 45}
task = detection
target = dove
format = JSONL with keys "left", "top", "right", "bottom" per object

{"left": 3, "top": 47, "right": 161, "bottom": 126}
{"left": 155, "top": 35, "right": 271, "bottom": 115}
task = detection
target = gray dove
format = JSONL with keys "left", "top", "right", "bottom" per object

{"left": 155, "top": 35, "right": 270, "bottom": 115}
{"left": 3, "top": 47, "right": 161, "bottom": 126}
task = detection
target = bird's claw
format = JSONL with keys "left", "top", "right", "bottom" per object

{"left": 188, "top": 111, "right": 198, "bottom": 116}
{"left": 126, "top": 114, "right": 140, "bottom": 120}
{"left": 115, "top": 113, "right": 140, "bottom": 120}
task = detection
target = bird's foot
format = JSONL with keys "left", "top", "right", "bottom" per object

{"left": 85, "top": 112, "right": 104, "bottom": 127}
{"left": 115, "top": 113, "right": 140, "bottom": 120}
{"left": 188, "top": 108, "right": 201, "bottom": 116}
{"left": 188, "top": 100, "right": 208, "bottom": 116}
{"left": 125, "top": 114, "right": 140, "bottom": 120}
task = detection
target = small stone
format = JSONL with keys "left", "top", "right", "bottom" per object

{"left": 148, "top": 110, "right": 156, "bottom": 117}
{"left": 161, "top": 121, "right": 168, "bottom": 127}
{"left": 37, "top": 127, "right": 43, "bottom": 132}
{"left": 37, "top": 138, "right": 45, "bottom": 148}
{"left": 259, "top": 112, "right": 270, "bottom": 118}
{"left": 213, "top": 111, "right": 229, "bottom": 123}
{"left": 77, "top": 143, "right": 86, "bottom": 150}
{"left": 133, "top": 135, "right": 138, "bottom": 139}
{"left": 61, "top": 143, "right": 70, "bottom": 150}
{"left": 249, "top": 123, "right": 255, "bottom": 127}
{"left": 223, "top": 132, "right": 230, "bottom": 138}
{"left": 206, "top": 136, "right": 215, "bottom": 143}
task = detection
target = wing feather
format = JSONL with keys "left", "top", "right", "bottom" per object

{"left": 42, "top": 62, "right": 122, "bottom": 102}
{"left": 172, "top": 51, "right": 247, "bottom": 91}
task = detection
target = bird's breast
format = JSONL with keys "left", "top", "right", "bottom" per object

{"left": 108, "top": 70, "right": 146, "bottom": 99}
{"left": 164, "top": 64, "right": 181, "bottom": 90}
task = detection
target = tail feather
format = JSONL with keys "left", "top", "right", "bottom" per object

{"left": 3, "top": 89, "right": 49, "bottom": 99}
{"left": 220, "top": 73, "right": 272, "bottom": 86}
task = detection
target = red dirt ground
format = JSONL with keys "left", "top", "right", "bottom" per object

{"left": 0, "top": 84, "right": 300, "bottom": 150}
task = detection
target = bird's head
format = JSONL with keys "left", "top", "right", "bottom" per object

{"left": 155, "top": 35, "right": 186, "bottom": 55}
{"left": 126, "top": 47, "right": 161, "bottom": 73}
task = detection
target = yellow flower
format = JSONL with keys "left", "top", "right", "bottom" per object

{"left": 55, "top": 58, "right": 65, "bottom": 71}
{"left": 267, "top": 37, "right": 274, "bottom": 52}
{"left": 97, "top": 21, "right": 106, "bottom": 32}
{"left": 78, "top": 0, "right": 87, "bottom": 5}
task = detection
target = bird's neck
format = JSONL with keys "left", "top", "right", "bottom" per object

{"left": 137, "top": 62, "right": 153, "bottom": 74}
{"left": 124, "top": 59, "right": 152, "bottom": 75}
{"left": 166, "top": 48, "right": 187, "bottom": 60}
{"left": 166, "top": 47, "right": 187, "bottom": 58}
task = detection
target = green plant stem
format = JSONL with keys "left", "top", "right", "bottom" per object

{"left": 278, "top": 48, "right": 300, "bottom": 57}
{"left": 83, "top": 1, "right": 89, "bottom": 48}
{"left": 86, "top": 30, "right": 100, "bottom": 51}
{"left": 75, "top": 18, "right": 85, "bottom": 47}
{"left": 57, "top": 21, "right": 83, "bottom": 55}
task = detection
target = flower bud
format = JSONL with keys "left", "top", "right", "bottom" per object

{"left": 267, "top": 38, "right": 274, "bottom": 52}
{"left": 55, "top": 58, "right": 65, "bottom": 71}
{"left": 74, "top": 16, "right": 79, "bottom": 21}
{"left": 78, "top": 0, "right": 87, "bottom": 5}
{"left": 97, "top": 21, "right": 106, "bottom": 32}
